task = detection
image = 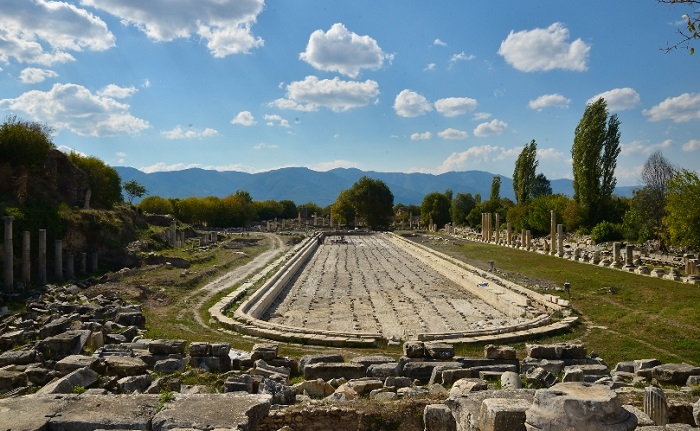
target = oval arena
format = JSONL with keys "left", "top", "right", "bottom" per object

{"left": 212, "top": 232, "right": 576, "bottom": 347}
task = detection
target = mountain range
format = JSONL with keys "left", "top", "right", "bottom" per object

{"left": 116, "top": 166, "right": 637, "bottom": 207}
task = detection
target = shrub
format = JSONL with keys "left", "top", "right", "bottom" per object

{"left": 590, "top": 221, "right": 624, "bottom": 243}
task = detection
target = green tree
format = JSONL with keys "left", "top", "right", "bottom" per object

{"left": 571, "top": 98, "right": 621, "bottom": 228}
{"left": 68, "top": 152, "right": 122, "bottom": 209}
{"left": 0, "top": 116, "right": 55, "bottom": 167}
{"left": 532, "top": 173, "right": 552, "bottom": 198}
{"left": 664, "top": 169, "right": 700, "bottom": 247}
{"left": 420, "top": 191, "right": 451, "bottom": 227}
{"left": 138, "top": 196, "right": 173, "bottom": 214}
{"left": 331, "top": 189, "right": 356, "bottom": 226}
{"left": 490, "top": 176, "right": 501, "bottom": 202}
{"left": 451, "top": 193, "right": 475, "bottom": 226}
{"left": 254, "top": 200, "right": 283, "bottom": 221}
{"left": 513, "top": 140, "right": 538, "bottom": 205}
{"left": 345, "top": 176, "right": 394, "bottom": 229}
{"left": 659, "top": 0, "right": 700, "bottom": 54}
{"left": 123, "top": 180, "right": 146, "bottom": 204}
{"left": 279, "top": 200, "right": 298, "bottom": 219}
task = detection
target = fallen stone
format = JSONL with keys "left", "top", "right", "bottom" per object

{"left": 298, "top": 353, "right": 344, "bottom": 374}
{"left": 403, "top": 340, "right": 425, "bottom": 358}
{"left": 104, "top": 355, "right": 148, "bottom": 377}
{"left": 402, "top": 361, "right": 463, "bottom": 384}
{"left": 0, "top": 348, "right": 37, "bottom": 367}
{"left": 258, "top": 378, "right": 295, "bottom": 405}
{"left": 154, "top": 357, "right": 186, "bottom": 374}
{"left": 693, "top": 398, "right": 700, "bottom": 427}
{"left": 525, "top": 366, "right": 557, "bottom": 389}
{"left": 346, "top": 378, "right": 384, "bottom": 396}
{"left": 293, "top": 378, "right": 334, "bottom": 398}
{"left": 350, "top": 355, "right": 395, "bottom": 371}
{"left": 188, "top": 341, "right": 210, "bottom": 356}
{"left": 652, "top": 363, "right": 700, "bottom": 386}
{"left": 448, "top": 378, "right": 489, "bottom": 398}
{"left": 526, "top": 344, "right": 563, "bottom": 360}
{"left": 47, "top": 394, "right": 157, "bottom": 430}
{"left": 484, "top": 344, "right": 516, "bottom": 360}
{"left": 117, "top": 373, "right": 152, "bottom": 394}
{"left": 367, "top": 362, "right": 399, "bottom": 378}
{"left": 250, "top": 343, "right": 278, "bottom": 361}
{"left": 446, "top": 389, "right": 535, "bottom": 431}
{"left": 424, "top": 403, "right": 456, "bottom": 431}
{"left": 0, "top": 394, "right": 69, "bottom": 430}
{"left": 478, "top": 397, "right": 530, "bottom": 431}
{"left": 36, "top": 367, "right": 98, "bottom": 395}
{"left": 0, "top": 368, "right": 28, "bottom": 391}
{"left": 224, "top": 374, "right": 253, "bottom": 394}
{"left": 55, "top": 354, "right": 102, "bottom": 374}
{"left": 425, "top": 342, "right": 455, "bottom": 360}
{"left": 501, "top": 371, "right": 522, "bottom": 389}
{"left": 148, "top": 339, "right": 187, "bottom": 355}
{"left": 303, "top": 362, "right": 365, "bottom": 381}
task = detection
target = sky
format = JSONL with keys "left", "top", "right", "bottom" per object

{"left": 0, "top": 1, "right": 699, "bottom": 186}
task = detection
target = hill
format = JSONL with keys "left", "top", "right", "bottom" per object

{"left": 116, "top": 166, "right": 637, "bottom": 206}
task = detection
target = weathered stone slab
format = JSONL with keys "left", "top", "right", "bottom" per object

{"left": 425, "top": 342, "right": 455, "bottom": 360}
{"left": 0, "top": 394, "right": 69, "bottom": 430}
{"left": 402, "top": 361, "right": 462, "bottom": 384}
{"left": 403, "top": 340, "right": 425, "bottom": 358}
{"left": 104, "top": 355, "right": 148, "bottom": 377}
{"left": 36, "top": 367, "right": 99, "bottom": 395}
{"left": 148, "top": 339, "right": 187, "bottom": 355}
{"left": 424, "top": 403, "right": 457, "bottom": 431}
{"left": 367, "top": 362, "right": 399, "bottom": 378}
{"left": 299, "top": 353, "right": 344, "bottom": 373}
{"left": 484, "top": 344, "right": 516, "bottom": 360}
{"left": 250, "top": 343, "right": 278, "bottom": 361}
{"left": 303, "top": 362, "right": 365, "bottom": 381}
{"left": 350, "top": 355, "right": 395, "bottom": 371}
{"left": 293, "top": 378, "right": 334, "bottom": 398}
{"left": 652, "top": 363, "right": 700, "bottom": 386}
{"left": 48, "top": 394, "right": 158, "bottom": 431}
{"left": 448, "top": 378, "right": 489, "bottom": 398}
{"left": 0, "top": 348, "right": 37, "bottom": 367}
{"left": 55, "top": 354, "right": 102, "bottom": 374}
{"left": 525, "top": 382, "right": 637, "bottom": 431}
{"left": 152, "top": 393, "right": 270, "bottom": 431}
{"left": 446, "top": 389, "right": 535, "bottom": 431}
{"left": 0, "top": 368, "right": 28, "bottom": 391}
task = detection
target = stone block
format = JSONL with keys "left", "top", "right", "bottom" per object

{"left": 403, "top": 340, "right": 425, "bottom": 358}
{"left": 258, "top": 378, "right": 295, "bottom": 405}
{"left": 0, "top": 395, "right": 69, "bottom": 430}
{"left": 210, "top": 342, "right": 230, "bottom": 357}
{"left": 425, "top": 342, "right": 455, "bottom": 360}
{"left": 478, "top": 397, "right": 530, "bottom": 431}
{"left": 644, "top": 386, "right": 668, "bottom": 427}
{"left": 635, "top": 358, "right": 661, "bottom": 372}
{"left": 188, "top": 341, "right": 210, "bottom": 356}
{"left": 526, "top": 344, "right": 562, "bottom": 360}
{"left": 105, "top": 355, "right": 148, "bottom": 377}
{"left": 429, "top": 363, "right": 464, "bottom": 385}
{"left": 117, "top": 373, "right": 152, "bottom": 394}
{"left": 293, "top": 378, "right": 334, "bottom": 398}
{"left": 448, "top": 378, "right": 489, "bottom": 398}
{"left": 148, "top": 339, "right": 187, "bottom": 355}
{"left": 36, "top": 329, "right": 91, "bottom": 360}
{"left": 501, "top": 371, "right": 522, "bottom": 389}
{"left": 367, "top": 362, "right": 399, "bottom": 378}
{"left": 0, "top": 348, "right": 36, "bottom": 367}
{"left": 50, "top": 394, "right": 158, "bottom": 430}
{"left": 403, "top": 361, "right": 463, "bottom": 385}
{"left": 441, "top": 368, "right": 474, "bottom": 386}
{"left": 350, "top": 355, "right": 395, "bottom": 371}
{"left": 250, "top": 343, "right": 278, "bottom": 361}
{"left": 299, "top": 353, "right": 344, "bottom": 373}
{"left": 303, "top": 362, "right": 366, "bottom": 381}
{"left": 188, "top": 355, "right": 231, "bottom": 373}
{"left": 0, "top": 368, "right": 28, "bottom": 391}
{"left": 446, "top": 389, "right": 535, "bottom": 431}
{"left": 385, "top": 376, "right": 412, "bottom": 389}
{"left": 525, "top": 367, "right": 557, "bottom": 388}
{"left": 55, "top": 354, "right": 102, "bottom": 374}
{"left": 484, "top": 344, "right": 516, "bottom": 360}
{"left": 154, "top": 358, "right": 186, "bottom": 374}
{"left": 652, "top": 363, "right": 700, "bottom": 386}
{"left": 424, "top": 403, "right": 456, "bottom": 431}
{"left": 36, "top": 367, "right": 98, "bottom": 394}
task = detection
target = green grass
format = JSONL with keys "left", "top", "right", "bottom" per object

{"left": 428, "top": 237, "right": 700, "bottom": 366}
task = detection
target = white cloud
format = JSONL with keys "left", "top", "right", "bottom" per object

{"left": 19, "top": 67, "right": 58, "bottom": 84}
{"left": 683, "top": 139, "right": 700, "bottom": 152}
{"left": 253, "top": 143, "right": 278, "bottom": 150}
{"left": 621, "top": 139, "right": 673, "bottom": 156}
{"left": 536, "top": 148, "right": 565, "bottom": 160}
{"left": 498, "top": 23, "right": 590, "bottom": 72}
{"left": 438, "top": 128, "right": 468, "bottom": 140}
{"left": 425, "top": 63, "right": 436, "bottom": 71}
{"left": 0, "top": 82, "right": 149, "bottom": 136}
{"left": 270, "top": 76, "right": 380, "bottom": 112}
{"left": 448, "top": 51, "right": 475, "bottom": 68}
{"left": 436, "top": 145, "right": 514, "bottom": 173}
{"left": 308, "top": 160, "right": 358, "bottom": 171}
{"left": 410, "top": 132, "right": 432, "bottom": 141}
{"left": 588, "top": 87, "right": 640, "bottom": 111}
{"left": 98, "top": 84, "right": 137, "bottom": 99}
{"left": 643, "top": 93, "right": 700, "bottom": 123}
{"left": 116, "top": 152, "right": 126, "bottom": 157}
{"left": 473, "top": 119, "right": 508, "bottom": 137}
{"left": 57, "top": 145, "right": 85, "bottom": 157}
{"left": 299, "top": 23, "right": 393, "bottom": 78}
{"left": 473, "top": 112, "right": 492, "bottom": 120}
{"left": 81, "top": 0, "right": 264, "bottom": 57}
{"left": 394, "top": 89, "right": 432, "bottom": 117}
{"left": 435, "top": 97, "right": 478, "bottom": 117}
{"left": 264, "top": 114, "right": 290, "bottom": 128}
{"left": 0, "top": 0, "right": 114, "bottom": 66}
{"left": 231, "top": 111, "right": 256, "bottom": 126}
{"left": 528, "top": 93, "right": 570, "bottom": 111}
{"left": 162, "top": 126, "right": 219, "bottom": 139}
{"left": 433, "top": 39, "right": 447, "bottom": 47}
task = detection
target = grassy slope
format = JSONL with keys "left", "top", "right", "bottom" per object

{"left": 423, "top": 236, "right": 700, "bottom": 366}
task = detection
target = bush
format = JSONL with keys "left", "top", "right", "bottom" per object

{"left": 590, "top": 221, "right": 624, "bottom": 243}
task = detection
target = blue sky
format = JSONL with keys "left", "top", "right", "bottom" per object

{"left": 1, "top": 1, "right": 698, "bottom": 186}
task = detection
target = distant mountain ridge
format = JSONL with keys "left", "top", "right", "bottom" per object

{"left": 116, "top": 166, "right": 637, "bottom": 206}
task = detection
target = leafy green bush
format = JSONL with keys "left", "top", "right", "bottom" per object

{"left": 590, "top": 221, "right": 623, "bottom": 243}
{"left": 0, "top": 116, "right": 55, "bottom": 167}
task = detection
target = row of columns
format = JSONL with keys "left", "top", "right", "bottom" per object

{"left": 480, "top": 211, "right": 566, "bottom": 256}
{"left": 2, "top": 216, "right": 98, "bottom": 291}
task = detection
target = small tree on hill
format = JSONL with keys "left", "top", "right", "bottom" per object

{"left": 123, "top": 180, "right": 146, "bottom": 205}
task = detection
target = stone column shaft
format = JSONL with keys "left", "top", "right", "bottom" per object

{"left": 22, "top": 231, "right": 30, "bottom": 284}
{"left": 54, "top": 240, "right": 63, "bottom": 281}
{"left": 550, "top": 210, "right": 557, "bottom": 255}
{"left": 3, "top": 217, "right": 14, "bottom": 290}
{"left": 38, "top": 229, "right": 47, "bottom": 285}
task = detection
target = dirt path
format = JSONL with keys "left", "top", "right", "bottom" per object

{"left": 176, "top": 233, "right": 288, "bottom": 328}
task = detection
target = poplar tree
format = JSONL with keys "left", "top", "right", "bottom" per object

{"left": 571, "top": 98, "right": 621, "bottom": 227}
{"left": 512, "top": 140, "right": 538, "bottom": 205}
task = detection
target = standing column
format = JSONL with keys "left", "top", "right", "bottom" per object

{"left": 90, "top": 251, "right": 98, "bottom": 272}
{"left": 557, "top": 224, "right": 564, "bottom": 257}
{"left": 624, "top": 245, "right": 635, "bottom": 270}
{"left": 78, "top": 252, "right": 87, "bottom": 275}
{"left": 22, "top": 231, "right": 30, "bottom": 284}
{"left": 487, "top": 213, "right": 492, "bottom": 242}
{"left": 170, "top": 220, "right": 177, "bottom": 247}
{"left": 526, "top": 230, "right": 532, "bottom": 250}
{"left": 506, "top": 222, "right": 512, "bottom": 246}
{"left": 3, "top": 216, "right": 14, "bottom": 291}
{"left": 521, "top": 229, "right": 527, "bottom": 249}
{"left": 481, "top": 213, "right": 485, "bottom": 241}
{"left": 54, "top": 240, "right": 63, "bottom": 281}
{"left": 494, "top": 214, "right": 500, "bottom": 244}
{"left": 38, "top": 229, "right": 47, "bottom": 284}
{"left": 550, "top": 210, "right": 557, "bottom": 255}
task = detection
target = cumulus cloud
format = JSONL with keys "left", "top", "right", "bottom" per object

{"left": 0, "top": 83, "right": 149, "bottom": 136}
{"left": 434, "top": 97, "right": 478, "bottom": 117}
{"left": 410, "top": 132, "right": 432, "bottom": 141}
{"left": 0, "top": 0, "right": 114, "bottom": 66}
{"left": 448, "top": 51, "right": 475, "bottom": 68}
{"left": 162, "top": 126, "right": 219, "bottom": 139}
{"left": 498, "top": 23, "right": 590, "bottom": 72}
{"left": 309, "top": 160, "right": 358, "bottom": 171}
{"left": 231, "top": 111, "right": 256, "bottom": 126}
{"left": 425, "top": 63, "right": 436, "bottom": 71}
{"left": 473, "top": 112, "right": 492, "bottom": 120}
{"left": 299, "top": 23, "right": 393, "bottom": 78}
{"left": 264, "top": 114, "right": 290, "bottom": 128}
{"left": 19, "top": 67, "right": 58, "bottom": 84}
{"left": 528, "top": 94, "right": 570, "bottom": 111}
{"left": 436, "top": 145, "right": 515, "bottom": 173}
{"left": 81, "top": 0, "right": 264, "bottom": 57}
{"left": 438, "top": 128, "right": 468, "bottom": 140}
{"left": 683, "top": 139, "right": 700, "bottom": 152}
{"left": 536, "top": 147, "right": 565, "bottom": 160}
{"left": 621, "top": 139, "right": 673, "bottom": 156}
{"left": 643, "top": 93, "right": 700, "bottom": 123}
{"left": 394, "top": 89, "right": 432, "bottom": 117}
{"left": 270, "top": 76, "right": 380, "bottom": 112}
{"left": 97, "top": 84, "right": 137, "bottom": 99}
{"left": 433, "top": 39, "right": 447, "bottom": 47}
{"left": 473, "top": 119, "right": 508, "bottom": 137}
{"left": 588, "top": 87, "right": 640, "bottom": 111}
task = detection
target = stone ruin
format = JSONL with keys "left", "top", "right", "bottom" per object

{"left": 0, "top": 281, "right": 699, "bottom": 429}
